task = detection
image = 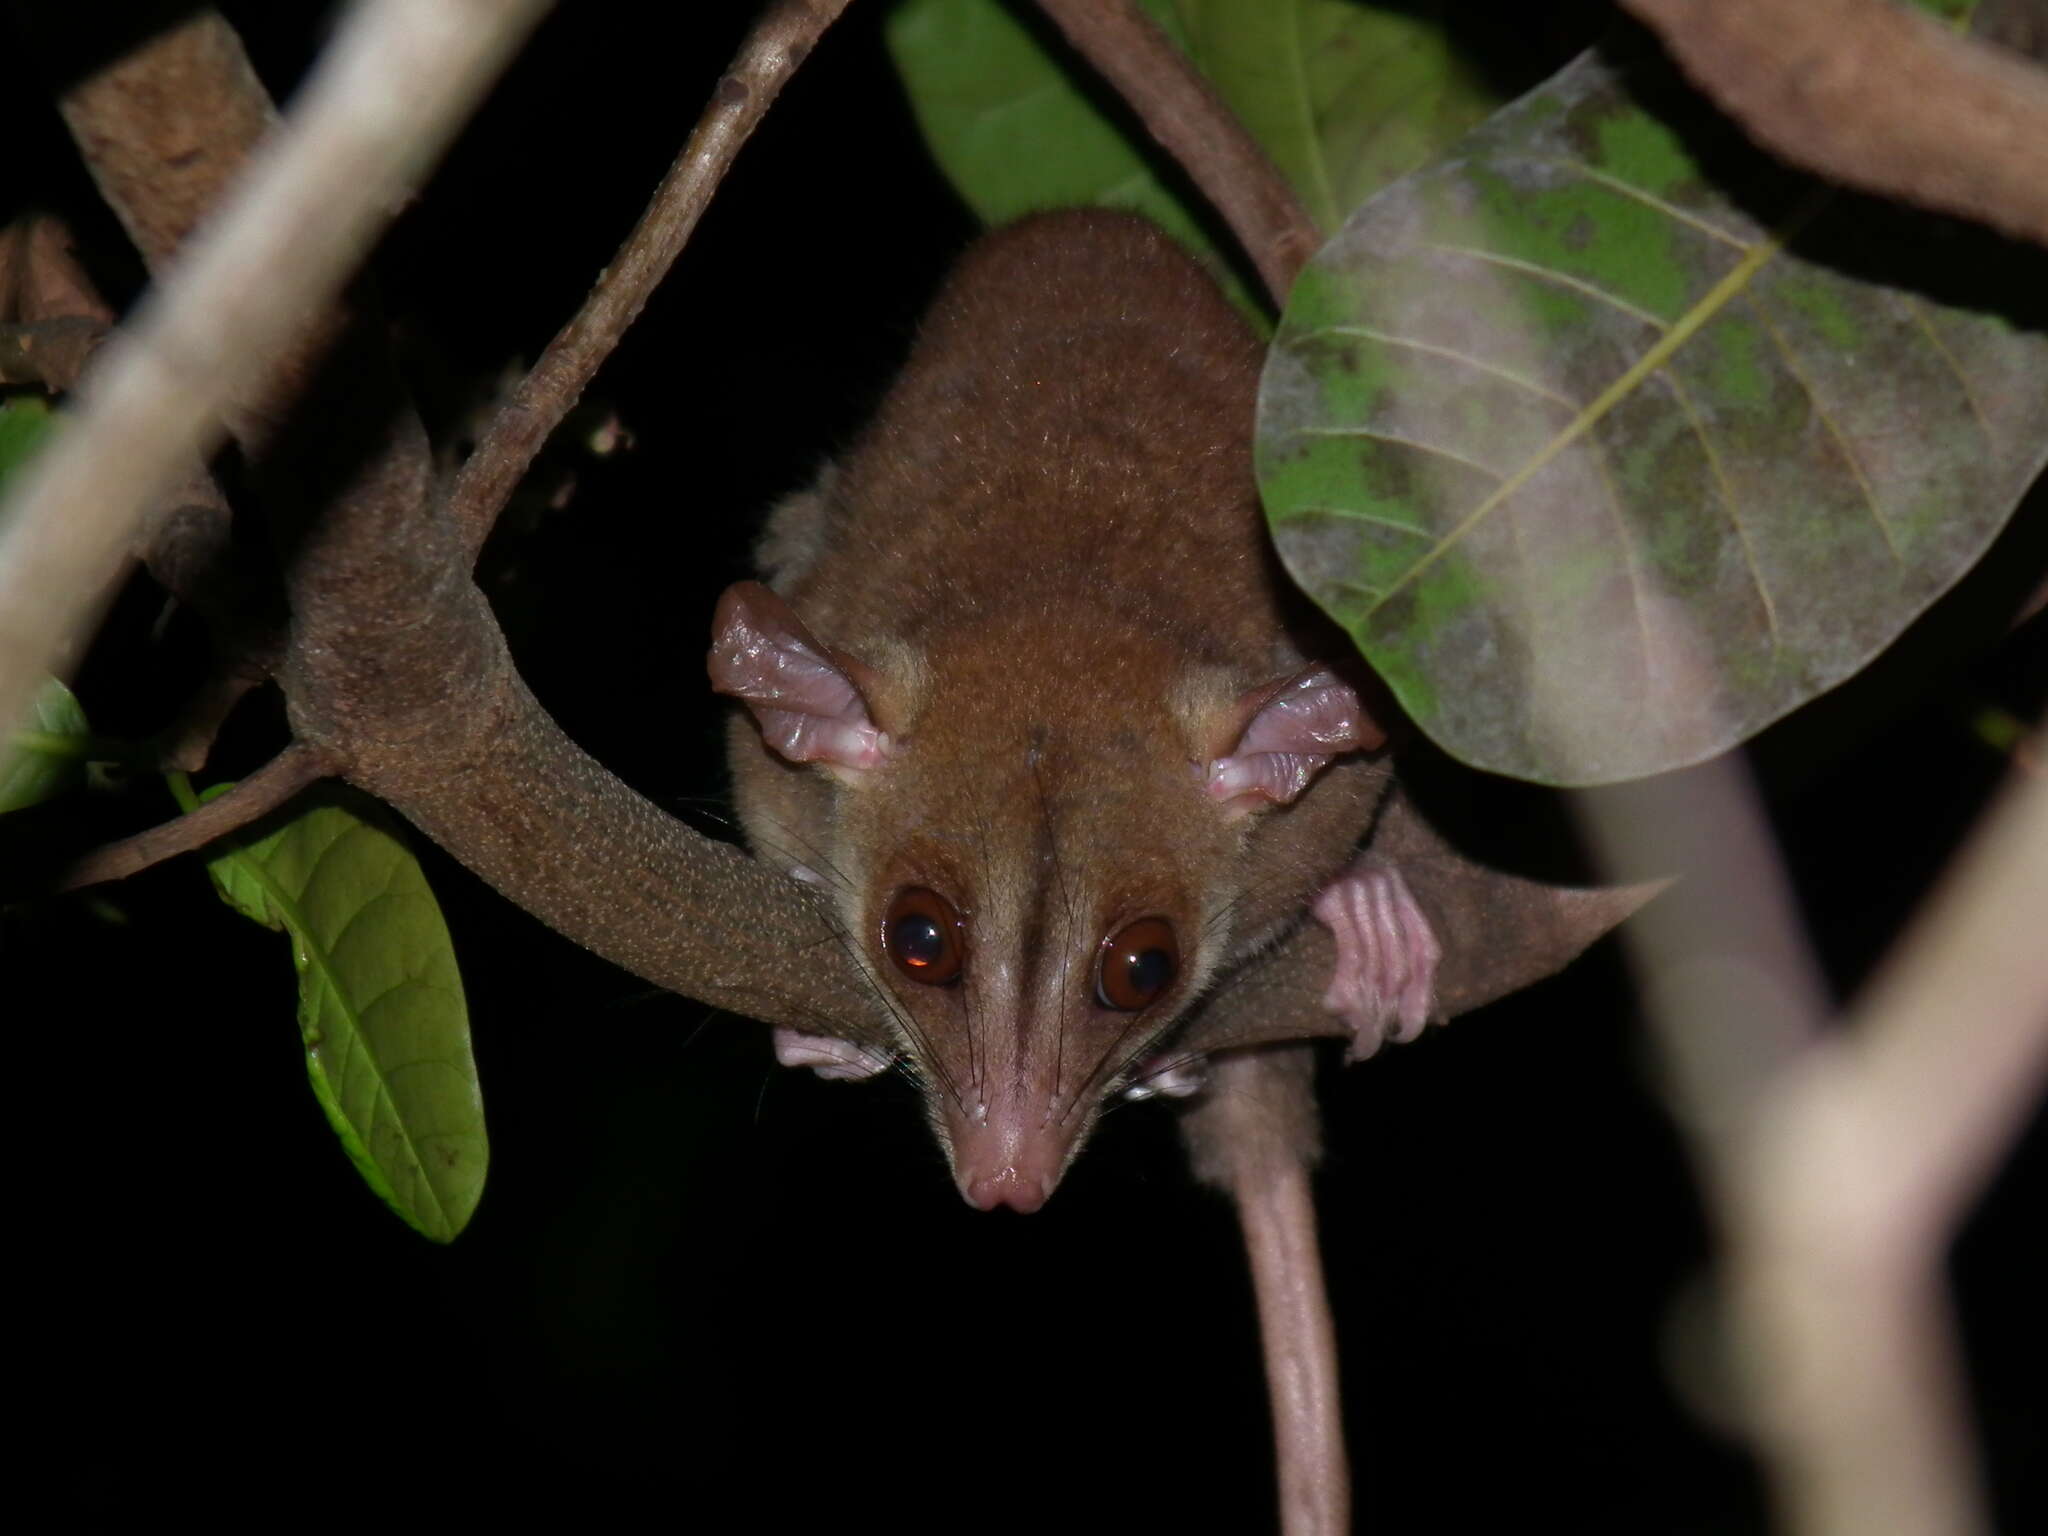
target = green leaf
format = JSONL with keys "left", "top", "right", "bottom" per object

{"left": 0, "top": 399, "right": 86, "bottom": 812}
{"left": 1168, "top": 2, "right": 1496, "bottom": 234}
{"left": 1, "top": 675, "right": 90, "bottom": 812}
{"left": 0, "top": 394, "right": 54, "bottom": 481}
{"left": 204, "top": 785, "right": 487, "bottom": 1241}
{"left": 885, "top": 1, "right": 1219, "bottom": 256}
{"left": 885, "top": 0, "right": 1498, "bottom": 310}
{"left": 1256, "top": 40, "right": 2048, "bottom": 785}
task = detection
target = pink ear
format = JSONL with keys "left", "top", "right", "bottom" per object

{"left": 1205, "top": 665, "right": 1381, "bottom": 809}
{"left": 708, "top": 581, "right": 891, "bottom": 772}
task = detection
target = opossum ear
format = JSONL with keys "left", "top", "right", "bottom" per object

{"left": 1205, "top": 665, "right": 1381, "bottom": 813}
{"left": 709, "top": 581, "right": 892, "bottom": 775}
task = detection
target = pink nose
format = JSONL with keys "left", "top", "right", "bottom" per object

{"left": 946, "top": 1092, "right": 1069, "bottom": 1213}
{"left": 961, "top": 1165, "right": 1049, "bottom": 1213}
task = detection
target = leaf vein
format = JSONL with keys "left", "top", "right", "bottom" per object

{"left": 1318, "top": 325, "right": 1582, "bottom": 410}
{"left": 1288, "top": 423, "right": 1506, "bottom": 481}
{"left": 1419, "top": 241, "right": 1670, "bottom": 330}
{"left": 1664, "top": 368, "right": 1782, "bottom": 654}
{"left": 1369, "top": 190, "right": 1826, "bottom": 619}
{"left": 1750, "top": 296, "right": 1901, "bottom": 567}
{"left": 1288, "top": 503, "right": 1436, "bottom": 539}
{"left": 1534, "top": 156, "right": 1753, "bottom": 251}
{"left": 1900, "top": 294, "right": 1993, "bottom": 444}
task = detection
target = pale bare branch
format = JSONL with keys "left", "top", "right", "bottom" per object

{"left": 1577, "top": 726, "right": 2048, "bottom": 1533}
{"left": 0, "top": 0, "right": 549, "bottom": 742}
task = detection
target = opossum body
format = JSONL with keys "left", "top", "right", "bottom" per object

{"left": 710, "top": 210, "right": 1438, "bottom": 1209}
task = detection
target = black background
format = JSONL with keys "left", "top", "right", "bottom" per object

{"left": 9, "top": 2, "right": 2043, "bottom": 1529}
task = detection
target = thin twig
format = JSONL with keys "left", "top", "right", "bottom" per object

{"left": 61, "top": 740, "right": 337, "bottom": 889}
{"left": 0, "top": 0, "right": 549, "bottom": 747}
{"left": 1031, "top": 0, "right": 1322, "bottom": 304}
{"left": 444, "top": 0, "right": 855, "bottom": 560}
{"left": 1619, "top": 0, "right": 2048, "bottom": 250}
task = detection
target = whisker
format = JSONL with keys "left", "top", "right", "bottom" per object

{"left": 696, "top": 795, "right": 974, "bottom": 1106}
{"left": 790, "top": 885, "right": 969, "bottom": 1116}
{"left": 1059, "top": 1002, "right": 1173, "bottom": 1126}
{"left": 736, "top": 810, "right": 858, "bottom": 898}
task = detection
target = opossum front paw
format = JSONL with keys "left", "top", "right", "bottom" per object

{"left": 1310, "top": 856, "right": 1441, "bottom": 1061}
{"left": 772, "top": 1027, "right": 894, "bottom": 1081}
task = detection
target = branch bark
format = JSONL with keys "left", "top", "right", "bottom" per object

{"left": 61, "top": 741, "right": 337, "bottom": 889}
{"left": 40, "top": 8, "right": 278, "bottom": 273}
{"left": 1619, "top": 0, "right": 2048, "bottom": 250}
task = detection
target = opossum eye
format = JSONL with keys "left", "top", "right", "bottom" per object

{"left": 883, "top": 886, "right": 965, "bottom": 985}
{"left": 1096, "top": 917, "right": 1178, "bottom": 1011}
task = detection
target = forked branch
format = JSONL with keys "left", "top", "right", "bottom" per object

{"left": 445, "top": 0, "right": 857, "bottom": 559}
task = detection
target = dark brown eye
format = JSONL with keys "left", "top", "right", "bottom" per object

{"left": 1096, "top": 917, "right": 1179, "bottom": 1011}
{"left": 882, "top": 886, "right": 965, "bottom": 986}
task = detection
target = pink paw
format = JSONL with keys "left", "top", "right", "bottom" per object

{"left": 773, "top": 1027, "right": 894, "bottom": 1081}
{"left": 1310, "top": 857, "right": 1441, "bottom": 1061}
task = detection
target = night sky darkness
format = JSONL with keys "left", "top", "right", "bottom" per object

{"left": 12, "top": 3, "right": 2042, "bottom": 1529}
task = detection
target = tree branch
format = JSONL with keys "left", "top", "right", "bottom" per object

{"left": 2, "top": 213, "right": 277, "bottom": 725}
{"left": 444, "top": 0, "right": 854, "bottom": 560}
{"left": 1618, "top": 0, "right": 2048, "bottom": 250}
{"left": 1576, "top": 732, "right": 2048, "bottom": 1533}
{"left": 33, "top": 7, "right": 277, "bottom": 273}
{"left": 61, "top": 741, "right": 337, "bottom": 889}
{"left": 0, "top": 0, "right": 549, "bottom": 740}
{"left": 1031, "top": 0, "right": 1322, "bottom": 303}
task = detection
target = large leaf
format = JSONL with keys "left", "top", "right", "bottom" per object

{"left": 206, "top": 786, "right": 487, "bottom": 1241}
{"left": 1257, "top": 36, "right": 2048, "bottom": 785}
{"left": 885, "top": 0, "right": 1497, "bottom": 300}
{"left": 1168, "top": 1, "right": 1494, "bottom": 235}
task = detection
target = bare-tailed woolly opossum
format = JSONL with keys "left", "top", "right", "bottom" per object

{"left": 710, "top": 209, "right": 1439, "bottom": 1211}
